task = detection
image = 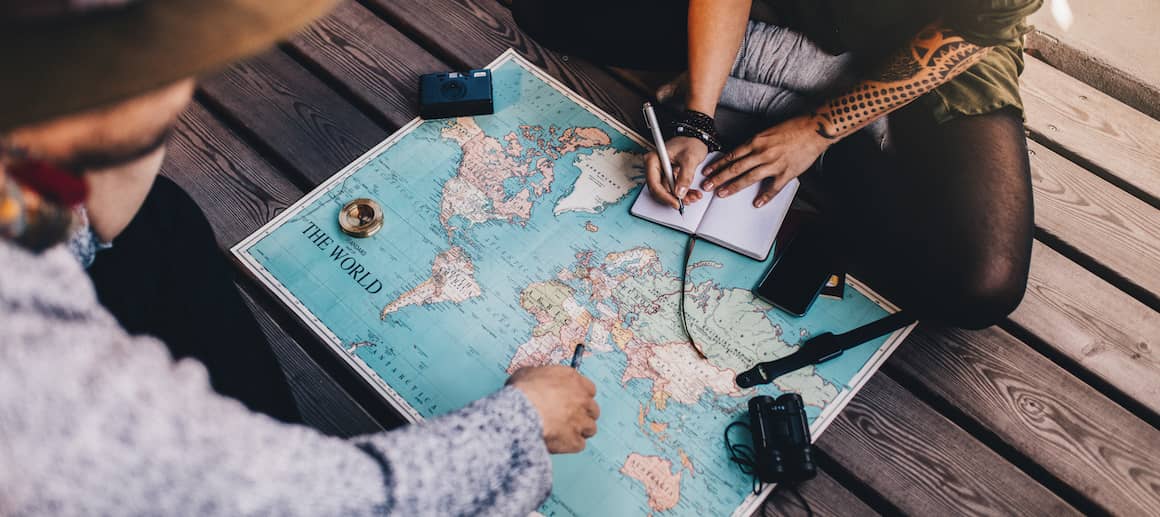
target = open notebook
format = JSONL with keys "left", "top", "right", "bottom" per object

{"left": 630, "top": 152, "right": 799, "bottom": 260}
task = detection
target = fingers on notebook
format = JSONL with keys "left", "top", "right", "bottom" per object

{"left": 718, "top": 163, "right": 780, "bottom": 198}
{"left": 702, "top": 149, "right": 756, "bottom": 191}
{"left": 754, "top": 177, "right": 792, "bottom": 208}
{"left": 674, "top": 155, "right": 698, "bottom": 199}
{"left": 709, "top": 158, "right": 767, "bottom": 196}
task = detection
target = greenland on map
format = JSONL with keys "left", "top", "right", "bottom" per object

{"left": 233, "top": 49, "right": 913, "bottom": 517}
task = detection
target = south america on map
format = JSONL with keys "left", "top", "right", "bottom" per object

{"left": 237, "top": 50, "right": 907, "bottom": 517}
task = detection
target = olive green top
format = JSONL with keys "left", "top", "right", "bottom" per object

{"left": 755, "top": 0, "right": 1043, "bottom": 122}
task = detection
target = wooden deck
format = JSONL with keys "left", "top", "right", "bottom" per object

{"left": 162, "top": 1, "right": 1160, "bottom": 514}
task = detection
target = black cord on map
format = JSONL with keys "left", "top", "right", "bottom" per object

{"left": 679, "top": 235, "right": 706, "bottom": 359}
{"left": 724, "top": 421, "right": 761, "bottom": 494}
{"left": 725, "top": 422, "right": 815, "bottom": 516}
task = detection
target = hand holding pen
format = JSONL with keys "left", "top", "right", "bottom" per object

{"left": 642, "top": 103, "right": 707, "bottom": 213}
{"left": 507, "top": 354, "right": 600, "bottom": 454}
{"left": 570, "top": 343, "right": 585, "bottom": 369}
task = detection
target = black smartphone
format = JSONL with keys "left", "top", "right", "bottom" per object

{"left": 753, "top": 225, "right": 834, "bottom": 316}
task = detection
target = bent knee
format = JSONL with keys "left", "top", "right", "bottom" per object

{"left": 942, "top": 261, "right": 1030, "bottom": 330}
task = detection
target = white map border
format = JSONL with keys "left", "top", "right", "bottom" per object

{"left": 231, "top": 48, "right": 917, "bottom": 517}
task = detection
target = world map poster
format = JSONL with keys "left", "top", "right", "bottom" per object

{"left": 233, "top": 49, "right": 914, "bottom": 517}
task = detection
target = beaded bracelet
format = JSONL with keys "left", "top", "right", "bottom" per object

{"left": 668, "top": 109, "right": 722, "bottom": 152}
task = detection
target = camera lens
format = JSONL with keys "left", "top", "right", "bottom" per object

{"left": 441, "top": 79, "right": 468, "bottom": 99}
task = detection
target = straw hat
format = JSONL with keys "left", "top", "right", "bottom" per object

{"left": 0, "top": 0, "right": 336, "bottom": 132}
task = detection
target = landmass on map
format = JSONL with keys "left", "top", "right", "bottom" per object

{"left": 502, "top": 245, "right": 837, "bottom": 512}
{"left": 555, "top": 147, "right": 644, "bottom": 215}
{"left": 621, "top": 453, "right": 682, "bottom": 514}
{"left": 381, "top": 246, "right": 480, "bottom": 320}
{"left": 437, "top": 117, "right": 611, "bottom": 235}
{"left": 678, "top": 449, "right": 695, "bottom": 477}
{"left": 346, "top": 341, "right": 376, "bottom": 353}
{"left": 637, "top": 403, "right": 671, "bottom": 441}
{"left": 506, "top": 246, "right": 839, "bottom": 410}
{"left": 382, "top": 116, "right": 647, "bottom": 320}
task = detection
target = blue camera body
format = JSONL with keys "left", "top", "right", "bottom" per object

{"left": 419, "top": 69, "right": 494, "bottom": 119}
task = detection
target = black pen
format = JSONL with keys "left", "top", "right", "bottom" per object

{"left": 570, "top": 343, "right": 585, "bottom": 369}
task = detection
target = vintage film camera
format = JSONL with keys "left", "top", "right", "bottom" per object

{"left": 419, "top": 69, "right": 494, "bottom": 119}
{"left": 742, "top": 393, "right": 817, "bottom": 484}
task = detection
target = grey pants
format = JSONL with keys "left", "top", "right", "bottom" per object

{"left": 722, "top": 21, "right": 887, "bottom": 144}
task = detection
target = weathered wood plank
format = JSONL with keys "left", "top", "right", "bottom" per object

{"left": 761, "top": 468, "right": 878, "bottom": 517}
{"left": 198, "top": 50, "right": 387, "bottom": 185}
{"left": 366, "top": 0, "right": 647, "bottom": 132}
{"left": 1012, "top": 241, "right": 1160, "bottom": 417}
{"left": 1027, "top": 1, "right": 1160, "bottom": 119}
{"left": 818, "top": 375, "right": 1079, "bottom": 515}
{"left": 1028, "top": 140, "right": 1160, "bottom": 302}
{"left": 287, "top": 0, "right": 448, "bottom": 127}
{"left": 606, "top": 66, "right": 675, "bottom": 97}
{"left": 163, "top": 104, "right": 302, "bottom": 244}
{"left": 890, "top": 326, "right": 1160, "bottom": 515}
{"left": 1022, "top": 56, "right": 1160, "bottom": 204}
{"left": 163, "top": 102, "right": 387, "bottom": 436}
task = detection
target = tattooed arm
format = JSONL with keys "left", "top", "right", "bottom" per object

{"left": 811, "top": 27, "right": 990, "bottom": 139}
{"left": 702, "top": 25, "right": 991, "bottom": 207}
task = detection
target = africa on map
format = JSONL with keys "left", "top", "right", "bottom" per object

{"left": 234, "top": 49, "right": 910, "bottom": 517}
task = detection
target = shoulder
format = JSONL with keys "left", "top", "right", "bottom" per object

{"left": 0, "top": 242, "right": 129, "bottom": 384}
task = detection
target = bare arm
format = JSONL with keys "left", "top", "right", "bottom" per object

{"left": 704, "top": 24, "right": 992, "bottom": 207}
{"left": 686, "top": 0, "right": 751, "bottom": 116}
{"left": 644, "top": 0, "right": 750, "bottom": 209}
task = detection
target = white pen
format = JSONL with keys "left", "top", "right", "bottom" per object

{"left": 642, "top": 102, "right": 684, "bottom": 216}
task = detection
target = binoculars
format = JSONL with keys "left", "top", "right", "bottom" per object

{"left": 748, "top": 393, "right": 818, "bottom": 484}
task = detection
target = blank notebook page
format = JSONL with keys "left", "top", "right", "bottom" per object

{"left": 629, "top": 152, "right": 721, "bottom": 234}
{"left": 696, "top": 177, "right": 799, "bottom": 261}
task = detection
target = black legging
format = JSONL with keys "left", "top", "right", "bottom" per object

{"left": 824, "top": 105, "right": 1033, "bottom": 330}
{"left": 514, "top": 1, "right": 1033, "bottom": 330}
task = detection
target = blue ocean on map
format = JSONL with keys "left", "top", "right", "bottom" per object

{"left": 241, "top": 53, "right": 902, "bottom": 516}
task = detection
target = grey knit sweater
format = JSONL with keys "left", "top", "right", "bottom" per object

{"left": 0, "top": 240, "right": 552, "bottom": 516}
